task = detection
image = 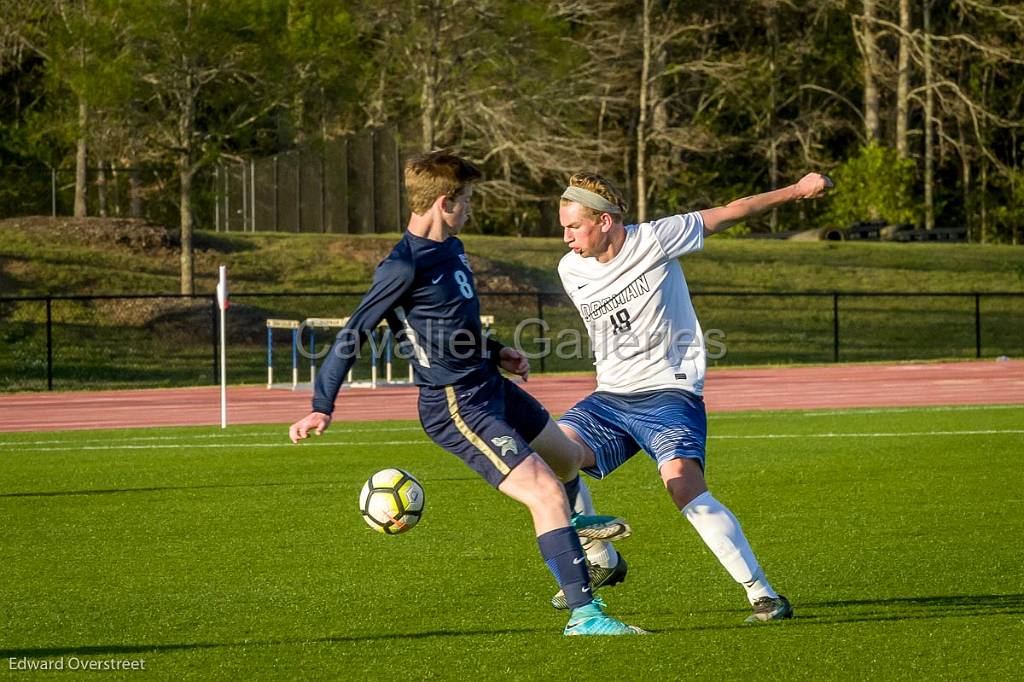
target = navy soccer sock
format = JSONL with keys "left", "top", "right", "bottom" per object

{"left": 537, "top": 526, "right": 593, "bottom": 610}
{"left": 563, "top": 475, "right": 582, "bottom": 510}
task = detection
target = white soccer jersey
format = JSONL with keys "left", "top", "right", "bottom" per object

{"left": 558, "top": 212, "right": 707, "bottom": 395}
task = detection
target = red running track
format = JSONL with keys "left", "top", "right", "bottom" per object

{"left": 0, "top": 360, "right": 1021, "bottom": 433}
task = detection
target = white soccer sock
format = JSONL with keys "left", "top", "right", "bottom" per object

{"left": 574, "top": 477, "right": 618, "bottom": 569}
{"left": 682, "top": 491, "right": 777, "bottom": 604}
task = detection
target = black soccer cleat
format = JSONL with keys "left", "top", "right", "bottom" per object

{"left": 745, "top": 595, "right": 793, "bottom": 623}
{"left": 551, "top": 554, "right": 629, "bottom": 610}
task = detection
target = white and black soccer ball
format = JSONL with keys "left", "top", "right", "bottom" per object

{"left": 359, "top": 468, "right": 424, "bottom": 535}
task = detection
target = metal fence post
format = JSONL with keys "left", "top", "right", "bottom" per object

{"left": 832, "top": 292, "right": 840, "bottom": 362}
{"left": 315, "top": 151, "right": 323, "bottom": 231}
{"left": 250, "top": 159, "right": 256, "bottom": 232}
{"left": 536, "top": 293, "right": 546, "bottom": 374}
{"left": 51, "top": 169, "right": 57, "bottom": 217}
{"left": 295, "top": 153, "right": 302, "bottom": 232}
{"left": 241, "top": 162, "right": 248, "bottom": 232}
{"left": 273, "top": 155, "right": 279, "bottom": 232}
{"left": 211, "top": 295, "right": 219, "bottom": 384}
{"left": 223, "top": 166, "right": 230, "bottom": 232}
{"left": 975, "top": 294, "right": 981, "bottom": 359}
{"left": 46, "top": 297, "right": 53, "bottom": 390}
{"left": 213, "top": 166, "right": 220, "bottom": 232}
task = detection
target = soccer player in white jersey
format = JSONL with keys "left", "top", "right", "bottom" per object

{"left": 551, "top": 170, "right": 832, "bottom": 622}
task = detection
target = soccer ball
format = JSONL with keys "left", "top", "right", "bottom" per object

{"left": 359, "top": 468, "right": 424, "bottom": 535}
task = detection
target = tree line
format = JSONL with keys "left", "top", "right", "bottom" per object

{"left": 1, "top": 0, "right": 1022, "bottom": 293}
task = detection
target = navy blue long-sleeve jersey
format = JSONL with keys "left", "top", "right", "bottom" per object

{"left": 312, "top": 232, "right": 504, "bottom": 415}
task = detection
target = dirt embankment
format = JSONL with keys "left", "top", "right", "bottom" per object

{"left": 1, "top": 216, "right": 177, "bottom": 252}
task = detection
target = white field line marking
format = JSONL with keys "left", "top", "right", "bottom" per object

{"left": 2, "top": 439, "right": 428, "bottom": 453}
{"left": 711, "top": 404, "right": 1024, "bottom": 419}
{"left": 3, "top": 429, "right": 1022, "bottom": 454}
{"left": 712, "top": 429, "right": 1024, "bottom": 440}
{"left": 0, "top": 427, "right": 422, "bottom": 448}
{"left": 4, "top": 405, "right": 1015, "bottom": 444}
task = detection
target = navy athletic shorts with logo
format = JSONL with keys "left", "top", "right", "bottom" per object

{"left": 558, "top": 388, "right": 707, "bottom": 479}
{"left": 417, "top": 368, "right": 550, "bottom": 488}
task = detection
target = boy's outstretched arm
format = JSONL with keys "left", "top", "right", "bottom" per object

{"left": 700, "top": 173, "right": 833, "bottom": 236}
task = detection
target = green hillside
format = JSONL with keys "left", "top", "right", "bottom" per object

{"left": 2, "top": 216, "right": 1024, "bottom": 296}
{"left": 3, "top": 217, "right": 1023, "bottom": 392}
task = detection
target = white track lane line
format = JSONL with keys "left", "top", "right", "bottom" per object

{"left": 0, "top": 427, "right": 422, "bottom": 448}
{"left": 712, "top": 404, "right": 1024, "bottom": 419}
{"left": 2, "top": 429, "right": 1022, "bottom": 454}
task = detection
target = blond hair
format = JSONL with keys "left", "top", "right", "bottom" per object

{"left": 561, "top": 171, "right": 628, "bottom": 220}
{"left": 404, "top": 149, "right": 483, "bottom": 214}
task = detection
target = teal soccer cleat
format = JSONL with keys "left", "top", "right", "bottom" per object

{"left": 551, "top": 555, "right": 629, "bottom": 610}
{"left": 563, "top": 598, "right": 647, "bottom": 636}
{"left": 571, "top": 513, "right": 632, "bottom": 542}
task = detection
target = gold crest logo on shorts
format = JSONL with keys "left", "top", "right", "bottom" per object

{"left": 490, "top": 435, "right": 518, "bottom": 458}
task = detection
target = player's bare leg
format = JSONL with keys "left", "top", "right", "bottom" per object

{"left": 660, "top": 457, "right": 792, "bottom": 623}
{"left": 531, "top": 419, "right": 631, "bottom": 542}
{"left": 543, "top": 422, "right": 630, "bottom": 609}
{"left": 497, "top": 452, "right": 572, "bottom": 534}
{"left": 500, "top": 454, "right": 645, "bottom": 635}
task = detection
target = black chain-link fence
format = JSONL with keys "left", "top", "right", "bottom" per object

{"left": 1, "top": 291, "right": 1022, "bottom": 392}
{"left": 4, "top": 165, "right": 191, "bottom": 227}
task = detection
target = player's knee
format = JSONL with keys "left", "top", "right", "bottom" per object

{"left": 526, "top": 465, "right": 567, "bottom": 509}
{"left": 529, "top": 421, "right": 584, "bottom": 480}
{"left": 501, "top": 455, "right": 567, "bottom": 509}
{"left": 660, "top": 457, "right": 708, "bottom": 509}
{"left": 556, "top": 423, "right": 592, "bottom": 470}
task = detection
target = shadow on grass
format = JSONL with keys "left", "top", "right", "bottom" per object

{"left": 1, "top": 475, "right": 479, "bottom": 499}
{"left": 0, "top": 628, "right": 548, "bottom": 660}
{"left": 794, "top": 593, "right": 1024, "bottom": 625}
{"left": 0, "top": 480, "right": 348, "bottom": 498}
{"left": 655, "top": 593, "right": 1024, "bottom": 633}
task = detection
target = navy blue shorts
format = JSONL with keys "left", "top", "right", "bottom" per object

{"left": 418, "top": 370, "right": 550, "bottom": 488}
{"left": 558, "top": 389, "right": 707, "bottom": 479}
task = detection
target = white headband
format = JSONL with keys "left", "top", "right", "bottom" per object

{"left": 561, "top": 186, "right": 622, "bottom": 214}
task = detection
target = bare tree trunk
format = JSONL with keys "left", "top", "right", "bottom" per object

{"left": 636, "top": 0, "right": 651, "bottom": 223}
{"left": 421, "top": 74, "right": 436, "bottom": 151}
{"left": 979, "top": 67, "right": 990, "bottom": 244}
{"left": 958, "top": 120, "right": 971, "bottom": 242}
{"left": 179, "top": 159, "right": 194, "bottom": 295}
{"left": 127, "top": 161, "right": 142, "bottom": 216}
{"left": 420, "top": 3, "right": 442, "bottom": 152}
{"left": 896, "top": 0, "right": 911, "bottom": 158}
{"left": 129, "top": 163, "right": 143, "bottom": 218}
{"left": 96, "top": 161, "right": 108, "bottom": 217}
{"left": 74, "top": 98, "right": 88, "bottom": 217}
{"left": 179, "top": 53, "right": 196, "bottom": 294}
{"left": 293, "top": 92, "right": 307, "bottom": 146}
{"left": 923, "top": 0, "right": 935, "bottom": 230}
{"left": 862, "top": 0, "right": 881, "bottom": 142}
{"left": 980, "top": 156, "right": 987, "bottom": 244}
{"left": 768, "top": 6, "right": 779, "bottom": 231}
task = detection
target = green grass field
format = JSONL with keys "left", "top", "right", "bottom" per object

{"left": 2, "top": 405, "right": 1023, "bottom": 679}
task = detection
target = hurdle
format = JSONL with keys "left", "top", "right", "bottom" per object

{"left": 304, "top": 318, "right": 348, "bottom": 386}
{"left": 266, "top": 319, "right": 301, "bottom": 389}
{"left": 306, "top": 317, "right": 412, "bottom": 389}
{"left": 266, "top": 315, "right": 496, "bottom": 390}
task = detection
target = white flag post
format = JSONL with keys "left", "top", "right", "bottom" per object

{"left": 216, "top": 265, "right": 229, "bottom": 428}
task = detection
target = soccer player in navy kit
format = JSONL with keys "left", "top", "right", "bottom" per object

{"left": 289, "top": 150, "right": 644, "bottom": 636}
